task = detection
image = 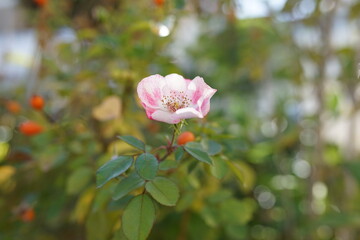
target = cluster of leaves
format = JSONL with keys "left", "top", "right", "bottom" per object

{"left": 95, "top": 134, "right": 254, "bottom": 240}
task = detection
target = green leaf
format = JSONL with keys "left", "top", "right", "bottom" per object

{"left": 200, "top": 206, "right": 218, "bottom": 227}
{"left": 113, "top": 172, "right": 145, "bottom": 200}
{"left": 159, "top": 160, "right": 178, "bottom": 171}
{"left": 207, "top": 189, "right": 233, "bottom": 204}
{"left": 344, "top": 162, "right": 360, "bottom": 182}
{"left": 210, "top": 156, "right": 228, "bottom": 179}
{"left": 67, "top": 167, "right": 93, "bottom": 195}
{"left": 145, "top": 177, "right": 179, "bottom": 206}
{"left": 108, "top": 195, "right": 133, "bottom": 211}
{"left": 175, "top": 192, "right": 195, "bottom": 212}
{"left": 86, "top": 211, "right": 112, "bottom": 240}
{"left": 316, "top": 212, "right": 360, "bottom": 227}
{"left": 174, "top": 147, "right": 184, "bottom": 161}
{"left": 112, "top": 228, "right": 128, "bottom": 240}
{"left": 135, "top": 153, "right": 158, "bottom": 180}
{"left": 225, "top": 225, "right": 247, "bottom": 239}
{"left": 202, "top": 139, "right": 223, "bottom": 156}
{"left": 219, "top": 198, "right": 257, "bottom": 225}
{"left": 248, "top": 142, "right": 272, "bottom": 163}
{"left": 96, "top": 156, "right": 133, "bottom": 188}
{"left": 184, "top": 142, "right": 213, "bottom": 165}
{"left": 188, "top": 213, "right": 212, "bottom": 240}
{"left": 122, "top": 194, "right": 156, "bottom": 240}
{"left": 226, "top": 160, "right": 256, "bottom": 193}
{"left": 226, "top": 160, "right": 244, "bottom": 183}
{"left": 92, "top": 186, "right": 114, "bottom": 212}
{"left": 118, "top": 136, "right": 145, "bottom": 151}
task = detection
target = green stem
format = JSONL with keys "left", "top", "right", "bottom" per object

{"left": 158, "top": 124, "right": 180, "bottom": 162}
{"left": 169, "top": 124, "right": 177, "bottom": 147}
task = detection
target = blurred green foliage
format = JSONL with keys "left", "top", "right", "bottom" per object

{"left": 1, "top": 0, "right": 360, "bottom": 239}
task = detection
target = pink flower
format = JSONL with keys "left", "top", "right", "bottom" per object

{"left": 137, "top": 73, "right": 217, "bottom": 124}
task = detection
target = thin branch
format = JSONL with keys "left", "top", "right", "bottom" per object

{"left": 158, "top": 124, "right": 179, "bottom": 162}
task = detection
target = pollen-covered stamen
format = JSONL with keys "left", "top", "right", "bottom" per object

{"left": 161, "top": 90, "right": 190, "bottom": 112}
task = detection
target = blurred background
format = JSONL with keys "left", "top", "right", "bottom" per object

{"left": 1, "top": 0, "right": 360, "bottom": 239}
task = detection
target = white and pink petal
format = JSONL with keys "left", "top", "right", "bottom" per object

{"left": 164, "top": 74, "right": 187, "bottom": 92}
{"left": 175, "top": 107, "right": 203, "bottom": 119}
{"left": 137, "top": 74, "right": 165, "bottom": 108}
{"left": 137, "top": 73, "right": 217, "bottom": 124}
{"left": 151, "top": 110, "right": 181, "bottom": 124}
{"left": 188, "top": 76, "right": 217, "bottom": 107}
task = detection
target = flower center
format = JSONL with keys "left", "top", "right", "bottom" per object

{"left": 161, "top": 91, "right": 190, "bottom": 112}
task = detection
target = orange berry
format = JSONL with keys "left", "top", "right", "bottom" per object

{"left": 153, "top": 0, "right": 165, "bottom": 7}
{"left": 30, "top": 95, "right": 45, "bottom": 111}
{"left": 33, "top": 0, "right": 47, "bottom": 7}
{"left": 19, "top": 121, "right": 43, "bottom": 136}
{"left": 177, "top": 131, "right": 195, "bottom": 145}
{"left": 6, "top": 101, "right": 21, "bottom": 114}
{"left": 21, "top": 208, "right": 35, "bottom": 222}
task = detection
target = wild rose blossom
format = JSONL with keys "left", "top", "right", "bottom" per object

{"left": 137, "top": 73, "right": 217, "bottom": 124}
